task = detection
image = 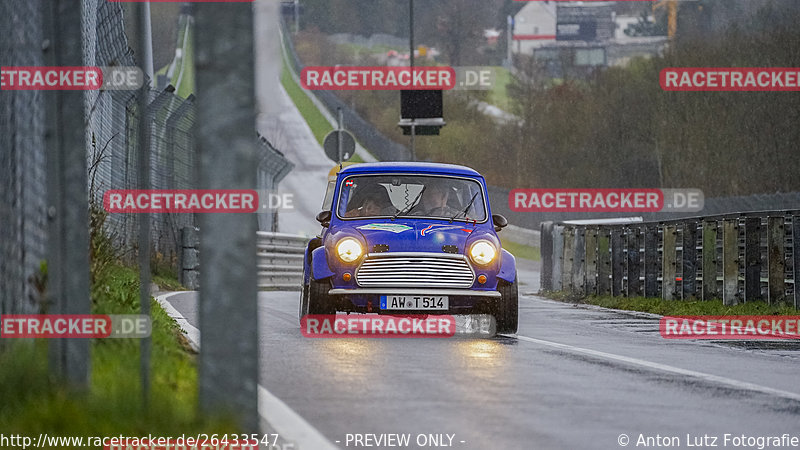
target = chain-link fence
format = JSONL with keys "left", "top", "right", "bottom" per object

{"left": 1, "top": 0, "right": 293, "bottom": 323}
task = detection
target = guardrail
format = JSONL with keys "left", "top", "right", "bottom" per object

{"left": 256, "top": 231, "right": 309, "bottom": 290}
{"left": 540, "top": 211, "right": 800, "bottom": 308}
{"left": 180, "top": 228, "right": 309, "bottom": 290}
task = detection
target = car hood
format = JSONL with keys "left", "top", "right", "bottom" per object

{"left": 349, "top": 219, "right": 479, "bottom": 254}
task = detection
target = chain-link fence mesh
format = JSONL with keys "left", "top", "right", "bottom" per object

{"left": 2, "top": 1, "right": 292, "bottom": 321}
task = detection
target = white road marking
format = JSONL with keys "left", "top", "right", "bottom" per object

{"left": 155, "top": 293, "right": 339, "bottom": 449}
{"left": 514, "top": 334, "right": 800, "bottom": 402}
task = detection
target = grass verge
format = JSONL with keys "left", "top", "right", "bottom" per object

{"left": 280, "top": 62, "right": 333, "bottom": 146}
{"left": 501, "top": 240, "right": 540, "bottom": 261}
{"left": 543, "top": 291, "right": 799, "bottom": 316}
{"left": 0, "top": 263, "right": 235, "bottom": 445}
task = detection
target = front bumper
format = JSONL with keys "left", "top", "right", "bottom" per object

{"left": 328, "top": 288, "right": 500, "bottom": 298}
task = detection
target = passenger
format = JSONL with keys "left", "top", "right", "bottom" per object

{"left": 345, "top": 186, "right": 392, "bottom": 217}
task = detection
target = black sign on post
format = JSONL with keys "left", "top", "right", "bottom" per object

{"left": 399, "top": 90, "right": 444, "bottom": 137}
{"left": 401, "top": 90, "right": 443, "bottom": 119}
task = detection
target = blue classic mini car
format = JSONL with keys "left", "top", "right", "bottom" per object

{"left": 300, "top": 162, "right": 518, "bottom": 333}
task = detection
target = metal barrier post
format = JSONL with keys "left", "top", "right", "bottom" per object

{"left": 793, "top": 214, "right": 800, "bottom": 309}
{"left": 552, "top": 225, "right": 564, "bottom": 291}
{"left": 701, "top": 220, "right": 718, "bottom": 300}
{"left": 585, "top": 227, "right": 598, "bottom": 295}
{"left": 626, "top": 226, "right": 641, "bottom": 297}
{"left": 744, "top": 217, "right": 762, "bottom": 302}
{"left": 767, "top": 216, "right": 786, "bottom": 304}
{"left": 596, "top": 227, "right": 611, "bottom": 295}
{"left": 681, "top": 221, "right": 698, "bottom": 299}
{"left": 662, "top": 225, "right": 677, "bottom": 300}
{"left": 572, "top": 227, "right": 586, "bottom": 296}
{"left": 539, "top": 222, "right": 554, "bottom": 291}
{"left": 562, "top": 227, "right": 575, "bottom": 292}
{"left": 610, "top": 228, "right": 624, "bottom": 297}
{"left": 722, "top": 219, "right": 740, "bottom": 305}
{"left": 643, "top": 224, "right": 659, "bottom": 298}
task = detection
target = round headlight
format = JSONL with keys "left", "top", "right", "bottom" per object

{"left": 336, "top": 238, "right": 364, "bottom": 263}
{"left": 469, "top": 240, "right": 497, "bottom": 266}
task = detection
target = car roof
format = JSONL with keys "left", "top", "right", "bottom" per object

{"left": 338, "top": 162, "right": 483, "bottom": 178}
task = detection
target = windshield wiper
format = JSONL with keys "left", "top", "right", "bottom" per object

{"left": 392, "top": 186, "right": 426, "bottom": 220}
{"left": 449, "top": 192, "right": 479, "bottom": 223}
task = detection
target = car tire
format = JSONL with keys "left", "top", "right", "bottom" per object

{"left": 495, "top": 275, "right": 519, "bottom": 334}
{"left": 299, "top": 282, "right": 310, "bottom": 323}
{"left": 307, "top": 268, "right": 336, "bottom": 316}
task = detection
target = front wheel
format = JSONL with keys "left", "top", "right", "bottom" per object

{"left": 308, "top": 267, "right": 336, "bottom": 315}
{"left": 494, "top": 275, "right": 519, "bottom": 334}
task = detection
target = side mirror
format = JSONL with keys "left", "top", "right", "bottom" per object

{"left": 316, "top": 210, "right": 332, "bottom": 227}
{"left": 492, "top": 214, "right": 508, "bottom": 232}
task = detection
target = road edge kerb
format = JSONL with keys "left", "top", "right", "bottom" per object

{"left": 155, "top": 292, "right": 339, "bottom": 450}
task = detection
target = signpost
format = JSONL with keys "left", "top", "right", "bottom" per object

{"left": 323, "top": 108, "right": 355, "bottom": 164}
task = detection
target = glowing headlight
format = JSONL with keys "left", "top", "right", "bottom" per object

{"left": 336, "top": 238, "right": 363, "bottom": 263}
{"left": 469, "top": 240, "right": 497, "bottom": 266}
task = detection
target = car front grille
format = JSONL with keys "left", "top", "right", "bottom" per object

{"left": 355, "top": 252, "right": 475, "bottom": 288}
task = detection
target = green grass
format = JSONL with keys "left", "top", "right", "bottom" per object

{"left": 280, "top": 61, "right": 333, "bottom": 146}
{"left": 543, "top": 292, "right": 799, "bottom": 316}
{"left": 155, "top": 16, "right": 194, "bottom": 99}
{"left": 0, "top": 264, "right": 235, "bottom": 444}
{"left": 501, "top": 240, "right": 540, "bottom": 261}
{"left": 487, "top": 66, "right": 512, "bottom": 112}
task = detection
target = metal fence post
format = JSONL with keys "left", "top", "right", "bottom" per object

{"left": 767, "top": 216, "right": 786, "bottom": 304}
{"left": 626, "top": 226, "right": 641, "bottom": 297}
{"left": 662, "top": 224, "right": 677, "bottom": 300}
{"left": 701, "top": 220, "right": 718, "bottom": 300}
{"left": 572, "top": 227, "right": 585, "bottom": 296}
{"left": 643, "top": 224, "right": 659, "bottom": 298}
{"left": 552, "top": 225, "right": 564, "bottom": 291}
{"left": 681, "top": 221, "right": 698, "bottom": 299}
{"left": 562, "top": 227, "right": 575, "bottom": 293}
{"left": 596, "top": 227, "right": 611, "bottom": 295}
{"left": 196, "top": 2, "right": 259, "bottom": 431}
{"left": 722, "top": 219, "right": 740, "bottom": 306}
{"left": 744, "top": 217, "right": 762, "bottom": 302}
{"left": 43, "top": 0, "right": 91, "bottom": 387}
{"left": 585, "top": 227, "right": 597, "bottom": 295}
{"left": 610, "top": 227, "right": 624, "bottom": 297}
{"left": 539, "top": 222, "right": 554, "bottom": 291}
{"left": 793, "top": 214, "right": 800, "bottom": 309}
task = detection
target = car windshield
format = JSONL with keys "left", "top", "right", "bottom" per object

{"left": 336, "top": 175, "right": 487, "bottom": 222}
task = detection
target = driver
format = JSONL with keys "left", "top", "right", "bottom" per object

{"left": 413, "top": 179, "right": 459, "bottom": 217}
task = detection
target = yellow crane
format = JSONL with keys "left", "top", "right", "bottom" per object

{"left": 653, "top": 0, "right": 678, "bottom": 39}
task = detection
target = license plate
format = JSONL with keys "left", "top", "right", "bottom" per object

{"left": 380, "top": 295, "right": 449, "bottom": 310}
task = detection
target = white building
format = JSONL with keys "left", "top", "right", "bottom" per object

{"left": 511, "top": 1, "right": 557, "bottom": 55}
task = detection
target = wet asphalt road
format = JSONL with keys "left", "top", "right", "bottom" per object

{"left": 165, "top": 281, "right": 800, "bottom": 450}
{"left": 240, "top": 3, "right": 800, "bottom": 448}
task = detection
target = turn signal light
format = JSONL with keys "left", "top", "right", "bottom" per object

{"left": 343, "top": 272, "right": 352, "bottom": 282}
{"left": 477, "top": 274, "right": 487, "bottom": 284}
